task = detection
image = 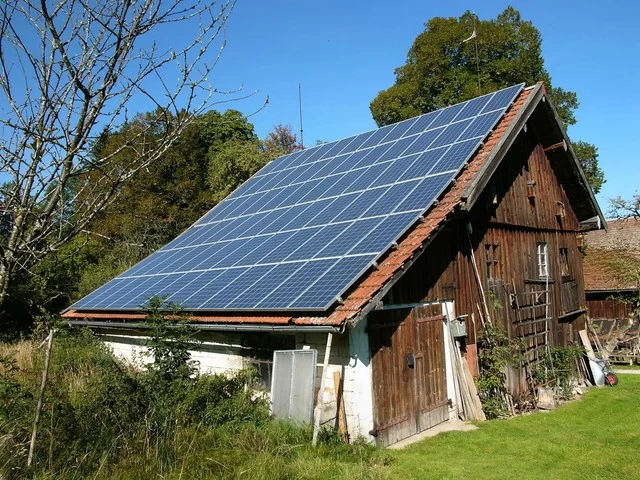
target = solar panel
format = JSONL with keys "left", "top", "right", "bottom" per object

{"left": 71, "top": 83, "right": 524, "bottom": 312}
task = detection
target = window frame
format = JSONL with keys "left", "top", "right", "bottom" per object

{"left": 484, "top": 243, "right": 499, "bottom": 281}
{"left": 536, "top": 242, "right": 549, "bottom": 279}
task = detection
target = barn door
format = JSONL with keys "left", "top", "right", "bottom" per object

{"left": 369, "top": 308, "right": 417, "bottom": 445}
{"left": 369, "top": 304, "right": 448, "bottom": 446}
{"left": 413, "top": 306, "right": 449, "bottom": 431}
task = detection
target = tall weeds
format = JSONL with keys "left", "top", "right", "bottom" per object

{"left": 0, "top": 321, "right": 387, "bottom": 479}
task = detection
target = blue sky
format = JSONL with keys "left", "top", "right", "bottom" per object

{"left": 188, "top": 1, "right": 639, "bottom": 212}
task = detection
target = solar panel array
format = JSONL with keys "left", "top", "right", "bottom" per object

{"left": 71, "top": 84, "right": 524, "bottom": 312}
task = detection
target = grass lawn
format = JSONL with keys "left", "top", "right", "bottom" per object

{"left": 388, "top": 374, "right": 640, "bottom": 479}
{"left": 612, "top": 363, "right": 640, "bottom": 370}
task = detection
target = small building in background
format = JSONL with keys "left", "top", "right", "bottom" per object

{"left": 583, "top": 219, "right": 640, "bottom": 363}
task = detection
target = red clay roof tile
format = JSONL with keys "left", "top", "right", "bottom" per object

{"left": 583, "top": 219, "right": 640, "bottom": 291}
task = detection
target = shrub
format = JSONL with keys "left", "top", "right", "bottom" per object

{"left": 476, "top": 325, "right": 522, "bottom": 419}
{"left": 0, "top": 308, "right": 387, "bottom": 479}
{"left": 532, "top": 345, "right": 584, "bottom": 399}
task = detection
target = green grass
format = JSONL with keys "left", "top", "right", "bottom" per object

{"left": 389, "top": 374, "right": 640, "bottom": 479}
{"left": 4, "top": 333, "right": 640, "bottom": 479}
{"left": 612, "top": 362, "right": 640, "bottom": 370}
{"left": 0, "top": 335, "right": 390, "bottom": 479}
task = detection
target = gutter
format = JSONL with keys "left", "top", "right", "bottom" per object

{"left": 585, "top": 288, "right": 639, "bottom": 294}
{"left": 67, "top": 319, "right": 343, "bottom": 334}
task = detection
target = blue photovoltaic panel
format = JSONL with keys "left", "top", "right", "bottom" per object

{"left": 71, "top": 84, "right": 524, "bottom": 312}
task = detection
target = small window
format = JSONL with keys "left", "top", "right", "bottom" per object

{"left": 484, "top": 244, "right": 499, "bottom": 280}
{"left": 559, "top": 247, "right": 570, "bottom": 278}
{"left": 536, "top": 242, "right": 548, "bottom": 279}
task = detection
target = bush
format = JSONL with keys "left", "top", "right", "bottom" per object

{"left": 0, "top": 321, "right": 274, "bottom": 478}
{"left": 0, "top": 305, "right": 387, "bottom": 479}
{"left": 476, "top": 325, "right": 522, "bottom": 419}
{"left": 532, "top": 345, "right": 584, "bottom": 399}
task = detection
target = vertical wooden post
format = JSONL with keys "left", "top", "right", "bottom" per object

{"left": 312, "top": 332, "right": 333, "bottom": 446}
{"left": 333, "top": 371, "right": 348, "bottom": 442}
{"left": 27, "top": 329, "right": 54, "bottom": 468}
{"left": 466, "top": 229, "right": 492, "bottom": 328}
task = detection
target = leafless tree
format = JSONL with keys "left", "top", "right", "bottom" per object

{"left": 0, "top": 0, "right": 245, "bottom": 308}
{"left": 610, "top": 194, "right": 640, "bottom": 220}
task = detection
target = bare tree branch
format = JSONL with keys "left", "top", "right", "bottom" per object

{"left": 610, "top": 194, "right": 640, "bottom": 220}
{"left": 0, "top": 0, "right": 241, "bottom": 307}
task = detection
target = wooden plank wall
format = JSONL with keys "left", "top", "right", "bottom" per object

{"left": 382, "top": 129, "right": 589, "bottom": 396}
{"left": 587, "top": 295, "right": 632, "bottom": 320}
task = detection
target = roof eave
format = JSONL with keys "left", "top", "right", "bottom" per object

{"left": 459, "top": 84, "right": 543, "bottom": 211}
{"left": 459, "top": 83, "right": 606, "bottom": 230}
{"left": 541, "top": 87, "right": 607, "bottom": 230}
{"left": 67, "top": 318, "right": 342, "bottom": 333}
{"left": 585, "top": 288, "right": 639, "bottom": 294}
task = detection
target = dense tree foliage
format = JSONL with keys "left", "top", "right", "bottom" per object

{"left": 370, "top": 7, "right": 604, "bottom": 193}
{"left": 573, "top": 141, "right": 605, "bottom": 196}
{"left": 89, "top": 111, "right": 219, "bottom": 250}
{"left": 208, "top": 140, "right": 269, "bottom": 202}
{"left": 208, "top": 123, "right": 302, "bottom": 202}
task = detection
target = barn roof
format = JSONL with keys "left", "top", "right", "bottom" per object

{"left": 64, "top": 82, "right": 604, "bottom": 330}
{"left": 583, "top": 218, "right": 640, "bottom": 292}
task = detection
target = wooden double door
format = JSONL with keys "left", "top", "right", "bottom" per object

{"left": 369, "top": 305, "right": 449, "bottom": 446}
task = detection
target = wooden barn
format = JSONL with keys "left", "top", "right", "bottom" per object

{"left": 64, "top": 83, "right": 604, "bottom": 446}
{"left": 583, "top": 219, "right": 640, "bottom": 362}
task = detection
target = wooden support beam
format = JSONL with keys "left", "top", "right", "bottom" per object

{"left": 333, "top": 371, "right": 348, "bottom": 442}
{"left": 543, "top": 140, "right": 567, "bottom": 153}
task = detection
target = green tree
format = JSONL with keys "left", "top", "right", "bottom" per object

{"left": 208, "top": 140, "right": 269, "bottom": 202}
{"left": 200, "top": 109, "right": 259, "bottom": 149}
{"left": 208, "top": 118, "right": 300, "bottom": 203}
{"left": 573, "top": 141, "right": 605, "bottom": 195}
{"left": 88, "top": 110, "right": 217, "bottom": 250}
{"left": 370, "top": 7, "right": 603, "bottom": 193}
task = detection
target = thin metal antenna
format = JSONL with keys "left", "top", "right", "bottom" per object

{"left": 462, "top": 13, "right": 481, "bottom": 96}
{"left": 298, "top": 83, "right": 304, "bottom": 149}
{"left": 473, "top": 14, "right": 481, "bottom": 95}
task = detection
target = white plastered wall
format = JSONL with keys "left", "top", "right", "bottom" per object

{"left": 98, "top": 324, "right": 376, "bottom": 442}
{"left": 296, "top": 319, "right": 375, "bottom": 443}
{"left": 100, "top": 331, "right": 246, "bottom": 374}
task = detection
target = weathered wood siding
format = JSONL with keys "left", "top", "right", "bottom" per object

{"left": 586, "top": 293, "right": 634, "bottom": 321}
{"left": 369, "top": 305, "right": 448, "bottom": 446}
{"left": 371, "top": 128, "right": 588, "bottom": 412}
